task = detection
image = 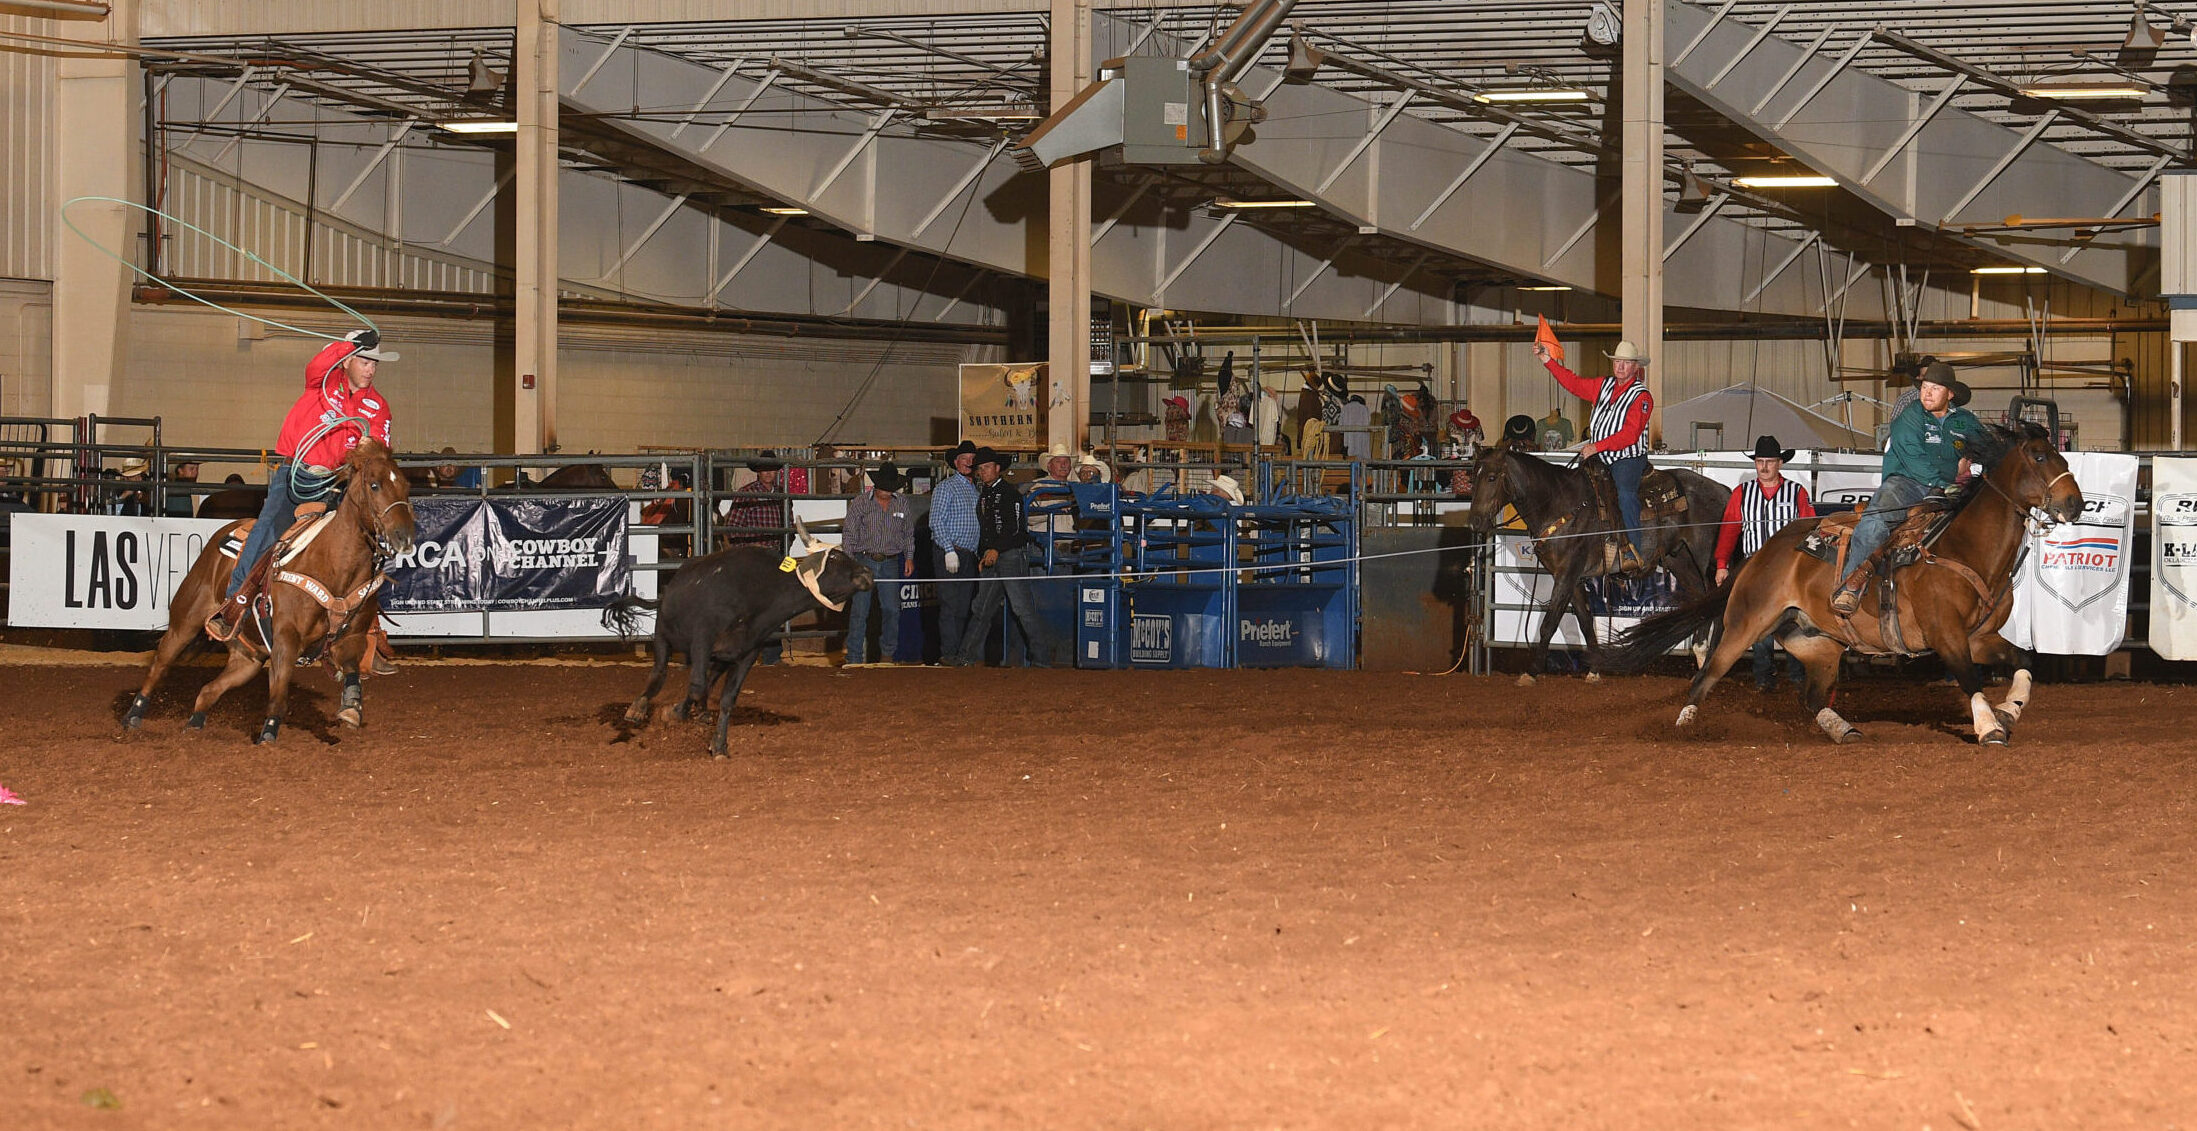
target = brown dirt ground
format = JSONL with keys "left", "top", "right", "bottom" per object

{"left": 3, "top": 658, "right": 2195, "bottom": 1130}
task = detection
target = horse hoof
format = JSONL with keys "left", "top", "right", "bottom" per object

{"left": 624, "top": 707, "right": 651, "bottom": 727}
{"left": 186, "top": 712, "right": 207, "bottom": 730}
{"left": 1675, "top": 704, "right": 1698, "bottom": 727}
{"left": 709, "top": 749, "right": 729, "bottom": 761}
{"left": 256, "top": 722, "right": 280, "bottom": 744}
{"left": 1516, "top": 673, "right": 1537, "bottom": 688}
{"left": 1583, "top": 671, "right": 1602, "bottom": 684}
{"left": 337, "top": 707, "right": 363, "bottom": 728}
{"left": 1835, "top": 728, "right": 1864, "bottom": 746}
{"left": 1980, "top": 729, "right": 2009, "bottom": 747}
{"left": 122, "top": 714, "right": 143, "bottom": 730}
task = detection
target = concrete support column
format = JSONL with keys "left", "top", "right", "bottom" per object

{"left": 1620, "top": 0, "right": 1664, "bottom": 440}
{"left": 508, "top": 0, "right": 559, "bottom": 457}
{"left": 1045, "top": 0, "right": 1093, "bottom": 453}
{"left": 1464, "top": 342, "right": 1506, "bottom": 433}
{"left": 50, "top": 0, "right": 138, "bottom": 422}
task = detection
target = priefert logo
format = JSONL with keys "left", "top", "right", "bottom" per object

{"left": 1240, "top": 617, "right": 1296, "bottom": 646}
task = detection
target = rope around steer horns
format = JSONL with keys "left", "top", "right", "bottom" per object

{"left": 779, "top": 517, "right": 847, "bottom": 611}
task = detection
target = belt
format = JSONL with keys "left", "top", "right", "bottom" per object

{"left": 853, "top": 551, "right": 897, "bottom": 560}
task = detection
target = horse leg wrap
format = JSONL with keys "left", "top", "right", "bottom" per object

{"left": 1815, "top": 707, "right": 1860, "bottom": 744}
{"left": 123, "top": 693, "right": 150, "bottom": 729}
{"left": 1997, "top": 670, "right": 2032, "bottom": 726}
{"left": 256, "top": 718, "right": 281, "bottom": 744}
{"left": 1972, "top": 692, "right": 2008, "bottom": 746}
{"left": 1675, "top": 703, "right": 1698, "bottom": 728}
{"left": 337, "top": 675, "right": 364, "bottom": 728}
{"left": 187, "top": 711, "right": 207, "bottom": 730}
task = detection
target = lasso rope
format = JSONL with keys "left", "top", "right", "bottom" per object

{"left": 60, "top": 195, "right": 379, "bottom": 341}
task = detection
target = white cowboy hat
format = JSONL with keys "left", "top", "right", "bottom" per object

{"left": 1605, "top": 340, "right": 1650, "bottom": 364}
{"left": 1076, "top": 453, "right": 1111, "bottom": 482}
{"left": 1046, "top": 442, "right": 1072, "bottom": 460}
{"left": 1208, "top": 474, "right": 1245, "bottom": 505}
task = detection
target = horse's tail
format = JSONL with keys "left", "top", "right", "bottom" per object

{"left": 601, "top": 592, "right": 660, "bottom": 637}
{"left": 1600, "top": 580, "right": 1731, "bottom": 674}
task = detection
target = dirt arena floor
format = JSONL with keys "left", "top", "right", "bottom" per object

{"left": 4, "top": 656, "right": 2195, "bottom": 1129}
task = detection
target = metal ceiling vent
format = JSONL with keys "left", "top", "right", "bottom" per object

{"left": 1016, "top": 0, "right": 1297, "bottom": 170}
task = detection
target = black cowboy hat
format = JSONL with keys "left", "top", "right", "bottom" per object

{"left": 944, "top": 439, "right": 978, "bottom": 462}
{"left": 1502, "top": 414, "right": 1536, "bottom": 442}
{"left": 1918, "top": 362, "right": 1974, "bottom": 408}
{"left": 746, "top": 449, "right": 783, "bottom": 472}
{"left": 867, "top": 463, "right": 906, "bottom": 492}
{"left": 1748, "top": 435, "right": 1796, "bottom": 462}
{"left": 970, "top": 446, "right": 1010, "bottom": 469}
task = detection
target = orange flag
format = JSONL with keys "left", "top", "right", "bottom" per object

{"left": 1534, "top": 314, "right": 1565, "bottom": 363}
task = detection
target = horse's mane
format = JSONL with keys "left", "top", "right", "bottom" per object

{"left": 1944, "top": 420, "right": 2052, "bottom": 518}
{"left": 342, "top": 438, "right": 393, "bottom": 469}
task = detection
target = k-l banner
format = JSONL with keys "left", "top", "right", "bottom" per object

{"left": 2149, "top": 457, "right": 2197, "bottom": 661}
{"left": 384, "top": 497, "right": 628, "bottom": 611}
{"left": 7, "top": 514, "right": 230, "bottom": 629}
{"left": 2004, "top": 451, "right": 2139, "bottom": 656}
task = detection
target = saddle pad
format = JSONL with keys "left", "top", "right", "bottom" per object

{"left": 214, "top": 512, "right": 336, "bottom": 565}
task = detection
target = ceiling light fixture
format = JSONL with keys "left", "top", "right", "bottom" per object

{"left": 1971, "top": 265, "right": 2047, "bottom": 274}
{"left": 1732, "top": 174, "right": 1838, "bottom": 188}
{"left": 2015, "top": 81, "right": 2149, "bottom": 100}
{"left": 1517, "top": 285, "right": 1572, "bottom": 292}
{"left": 761, "top": 206, "right": 811, "bottom": 216}
{"left": 1212, "top": 199, "right": 1318, "bottom": 209}
{"left": 2121, "top": 2, "right": 2168, "bottom": 67}
{"left": 437, "top": 120, "right": 518, "bottom": 134}
{"left": 1474, "top": 88, "right": 1590, "bottom": 103}
{"left": 1674, "top": 159, "right": 1718, "bottom": 213}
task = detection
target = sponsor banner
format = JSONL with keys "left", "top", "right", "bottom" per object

{"left": 2151, "top": 457, "right": 2197, "bottom": 661}
{"left": 2005, "top": 451, "right": 2138, "bottom": 656}
{"left": 960, "top": 362, "right": 1047, "bottom": 448}
{"left": 1129, "top": 613, "right": 1173, "bottom": 665}
{"left": 1489, "top": 534, "right": 1689, "bottom": 648}
{"left": 384, "top": 496, "right": 628, "bottom": 612}
{"left": 7, "top": 514, "right": 232, "bottom": 629}
{"left": 1235, "top": 612, "right": 1326, "bottom": 667}
{"left": 1810, "top": 451, "right": 1882, "bottom": 514}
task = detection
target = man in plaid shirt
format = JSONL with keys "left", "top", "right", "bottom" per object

{"left": 720, "top": 453, "right": 787, "bottom": 549}
{"left": 927, "top": 440, "right": 981, "bottom": 663}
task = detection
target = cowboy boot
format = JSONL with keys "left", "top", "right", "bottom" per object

{"left": 369, "top": 622, "right": 398, "bottom": 676}
{"left": 205, "top": 553, "right": 274, "bottom": 642}
{"left": 1829, "top": 575, "right": 1866, "bottom": 616}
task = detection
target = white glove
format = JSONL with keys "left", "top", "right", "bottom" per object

{"left": 944, "top": 549, "right": 960, "bottom": 572}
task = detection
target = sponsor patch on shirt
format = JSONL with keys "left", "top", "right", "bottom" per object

{"left": 361, "top": 398, "right": 382, "bottom": 411}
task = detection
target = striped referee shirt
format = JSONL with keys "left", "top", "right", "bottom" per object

{"left": 1714, "top": 476, "right": 1816, "bottom": 570}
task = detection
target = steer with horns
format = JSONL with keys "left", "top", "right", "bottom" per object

{"left": 603, "top": 518, "right": 873, "bottom": 757}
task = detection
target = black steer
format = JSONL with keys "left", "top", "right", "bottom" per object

{"left": 603, "top": 538, "right": 873, "bottom": 757}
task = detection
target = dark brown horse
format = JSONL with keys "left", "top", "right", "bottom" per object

{"left": 123, "top": 440, "right": 417, "bottom": 742}
{"left": 535, "top": 463, "right": 617, "bottom": 490}
{"left": 1461, "top": 445, "right": 1728, "bottom": 682}
{"left": 1602, "top": 423, "right": 2082, "bottom": 745}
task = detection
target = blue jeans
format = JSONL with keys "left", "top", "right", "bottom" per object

{"left": 226, "top": 463, "right": 324, "bottom": 597}
{"left": 1605, "top": 453, "right": 1647, "bottom": 543}
{"left": 1839, "top": 474, "right": 1931, "bottom": 585}
{"left": 844, "top": 554, "right": 905, "bottom": 664}
{"left": 957, "top": 546, "right": 1058, "bottom": 667}
{"left": 931, "top": 542, "right": 976, "bottom": 662}
{"left": 1751, "top": 635, "right": 1804, "bottom": 689}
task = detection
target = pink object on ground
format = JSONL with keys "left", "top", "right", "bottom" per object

{"left": 0, "top": 785, "right": 24, "bottom": 805}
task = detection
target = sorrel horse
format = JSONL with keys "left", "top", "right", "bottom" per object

{"left": 123, "top": 440, "right": 417, "bottom": 742}
{"left": 1461, "top": 445, "right": 1728, "bottom": 681}
{"left": 1602, "top": 423, "right": 2082, "bottom": 745}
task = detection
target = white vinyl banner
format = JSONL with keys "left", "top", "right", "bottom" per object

{"left": 8, "top": 514, "right": 232, "bottom": 629}
{"left": 2003, "top": 451, "right": 2139, "bottom": 656}
{"left": 2149, "top": 457, "right": 2197, "bottom": 661}
{"left": 1809, "top": 451, "right": 1882, "bottom": 514}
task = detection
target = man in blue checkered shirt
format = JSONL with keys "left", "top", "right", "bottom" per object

{"left": 927, "top": 440, "right": 981, "bottom": 664}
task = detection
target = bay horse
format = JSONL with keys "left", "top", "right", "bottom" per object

{"left": 123, "top": 440, "right": 417, "bottom": 743}
{"left": 1461, "top": 445, "right": 1728, "bottom": 681}
{"left": 1601, "top": 423, "right": 2082, "bottom": 746}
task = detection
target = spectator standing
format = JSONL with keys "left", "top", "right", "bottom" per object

{"left": 842, "top": 463, "right": 915, "bottom": 667}
{"left": 431, "top": 447, "right": 483, "bottom": 490}
{"left": 1713, "top": 435, "right": 1816, "bottom": 691}
{"left": 163, "top": 460, "right": 202, "bottom": 518}
{"left": 927, "top": 440, "right": 981, "bottom": 663}
{"left": 953, "top": 447, "right": 1059, "bottom": 667}
{"left": 721, "top": 453, "right": 787, "bottom": 548}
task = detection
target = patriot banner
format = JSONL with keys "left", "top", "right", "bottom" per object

{"left": 383, "top": 496, "right": 628, "bottom": 612}
{"left": 2003, "top": 451, "right": 2139, "bottom": 656}
{"left": 2150, "top": 457, "right": 2197, "bottom": 661}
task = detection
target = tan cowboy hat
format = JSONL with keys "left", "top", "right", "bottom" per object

{"left": 1046, "top": 442, "right": 1072, "bottom": 460}
{"left": 1076, "top": 453, "right": 1111, "bottom": 482}
{"left": 1208, "top": 474, "right": 1245, "bottom": 505}
{"left": 1605, "top": 340, "right": 1650, "bottom": 363}
{"left": 118, "top": 457, "right": 149, "bottom": 476}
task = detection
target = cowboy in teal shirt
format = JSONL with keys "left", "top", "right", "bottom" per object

{"left": 1831, "top": 363, "right": 1979, "bottom": 614}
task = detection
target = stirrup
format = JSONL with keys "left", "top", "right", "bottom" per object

{"left": 1829, "top": 582, "right": 1864, "bottom": 615}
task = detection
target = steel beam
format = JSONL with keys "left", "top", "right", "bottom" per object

{"left": 1665, "top": 0, "right": 2155, "bottom": 295}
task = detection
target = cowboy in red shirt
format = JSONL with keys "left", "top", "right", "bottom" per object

{"left": 211, "top": 329, "right": 397, "bottom": 650}
{"left": 1713, "top": 435, "right": 1816, "bottom": 690}
{"left": 1531, "top": 337, "right": 1655, "bottom": 572}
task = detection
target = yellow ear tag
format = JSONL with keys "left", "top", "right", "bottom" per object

{"left": 778, "top": 556, "right": 798, "bottom": 573}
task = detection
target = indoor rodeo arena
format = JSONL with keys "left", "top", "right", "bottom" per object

{"left": 5, "top": 2, "right": 2197, "bottom": 1128}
